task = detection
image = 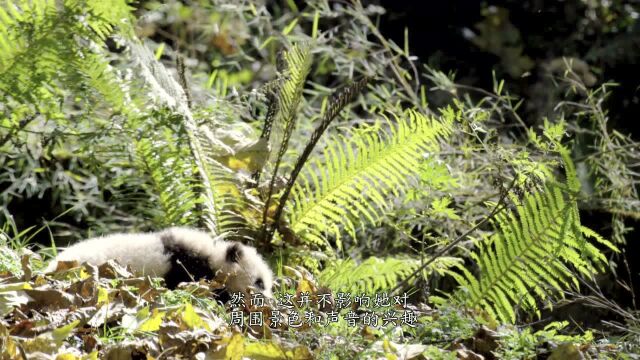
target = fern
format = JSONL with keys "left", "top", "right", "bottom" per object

{"left": 129, "top": 41, "right": 238, "bottom": 235}
{"left": 320, "top": 256, "right": 462, "bottom": 293}
{"left": 196, "top": 123, "right": 264, "bottom": 239}
{"left": 0, "top": 0, "right": 259, "bottom": 236}
{"left": 262, "top": 43, "right": 313, "bottom": 233}
{"left": 267, "top": 43, "right": 313, "bottom": 167}
{"left": 130, "top": 39, "right": 276, "bottom": 238}
{"left": 0, "top": 0, "right": 133, "bottom": 112}
{"left": 268, "top": 77, "right": 369, "bottom": 239}
{"left": 134, "top": 123, "right": 200, "bottom": 227}
{"left": 288, "top": 109, "right": 453, "bottom": 249}
{"left": 451, "top": 150, "right": 618, "bottom": 323}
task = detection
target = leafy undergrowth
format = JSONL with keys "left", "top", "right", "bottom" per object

{"left": 0, "top": 247, "right": 624, "bottom": 359}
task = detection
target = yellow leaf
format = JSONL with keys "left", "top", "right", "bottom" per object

{"left": 56, "top": 354, "right": 79, "bottom": 360}
{"left": 0, "top": 282, "right": 32, "bottom": 292}
{"left": 224, "top": 139, "right": 269, "bottom": 172}
{"left": 78, "top": 267, "right": 92, "bottom": 280}
{"left": 83, "top": 351, "right": 99, "bottom": 360}
{"left": 0, "top": 324, "right": 20, "bottom": 358}
{"left": 225, "top": 333, "right": 244, "bottom": 360}
{"left": 227, "top": 157, "right": 250, "bottom": 171}
{"left": 181, "top": 303, "right": 210, "bottom": 331}
{"left": 138, "top": 308, "right": 165, "bottom": 332}
{"left": 243, "top": 342, "right": 283, "bottom": 359}
{"left": 383, "top": 339, "right": 398, "bottom": 360}
{"left": 244, "top": 342, "right": 312, "bottom": 360}
{"left": 52, "top": 320, "right": 80, "bottom": 345}
{"left": 216, "top": 182, "right": 241, "bottom": 197}
{"left": 96, "top": 287, "right": 109, "bottom": 305}
{"left": 297, "top": 277, "right": 314, "bottom": 295}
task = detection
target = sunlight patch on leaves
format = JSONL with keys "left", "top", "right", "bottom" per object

{"left": 289, "top": 109, "right": 453, "bottom": 249}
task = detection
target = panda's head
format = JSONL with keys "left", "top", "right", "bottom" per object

{"left": 160, "top": 227, "right": 273, "bottom": 299}
{"left": 211, "top": 241, "right": 274, "bottom": 299}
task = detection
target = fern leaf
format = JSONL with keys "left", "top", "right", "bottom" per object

{"left": 289, "top": 109, "right": 453, "bottom": 249}
{"left": 0, "top": 0, "right": 132, "bottom": 109}
{"left": 454, "top": 157, "right": 618, "bottom": 322}
{"left": 262, "top": 43, "right": 313, "bottom": 232}
{"left": 320, "top": 256, "right": 462, "bottom": 293}
{"left": 268, "top": 77, "right": 369, "bottom": 237}
{"left": 135, "top": 132, "right": 199, "bottom": 227}
{"left": 196, "top": 124, "right": 261, "bottom": 239}
{"left": 129, "top": 41, "right": 225, "bottom": 234}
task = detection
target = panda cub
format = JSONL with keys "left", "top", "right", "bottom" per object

{"left": 46, "top": 227, "right": 273, "bottom": 300}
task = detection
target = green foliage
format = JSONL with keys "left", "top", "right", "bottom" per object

{"left": 0, "top": 0, "right": 636, "bottom": 356}
{"left": 194, "top": 127, "right": 263, "bottom": 237}
{"left": 0, "top": 0, "right": 133, "bottom": 112}
{"left": 289, "top": 109, "right": 453, "bottom": 249}
{"left": 0, "top": 218, "right": 48, "bottom": 274}
{"left": 413, "top": 305, "right": 478, "bottom": 343}
{"left": 0, "top": 0, "right": 142, "bottom": 241}
{"left": 271, "top": 43, "right": 313, "bottom": 158}
{"left": 451, "top": 150, "right": 618, "bottom": 323}
{"left": 127, "top": 40, "right": 260, "bottom": 236}
{"left": 268, "top": 77, "right": 370, "bottom": 243}
{"left": 261, "top": 43, "right": 313, "bottom": 231}
{"left": 319, "top": 256, "right": 462, "bottom": 293}
{"left": 0, "top": 235, "right": 21, "bottom": 275}
{"left": 496, "top": 321, "right": 594, "bottom": 359}
{"left": 134, "top": 126, "right": 200, "bottom": 227}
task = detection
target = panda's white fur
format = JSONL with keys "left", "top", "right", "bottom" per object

{"left": 46, "top": 227, "right": 273, "bottom": 298}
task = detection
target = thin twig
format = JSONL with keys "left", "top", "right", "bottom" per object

{"left": 622, "top": 250, "right": 637, "bottom": 309}
{"left": 0, "top": 113, "right": 38, "bottom": 147}
{"left": 390, "top": 176, "right": 517, "bottom": 296}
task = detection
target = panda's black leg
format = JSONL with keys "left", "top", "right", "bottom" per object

{"left": 160, "top": 234, "right": 215, "bottom": 289}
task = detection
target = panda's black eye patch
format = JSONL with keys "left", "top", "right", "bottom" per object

{"left": 226, "top": 243, "right": 242, "bottom": 263}
{"left": 254, "top": 278, "right": 264, "bottom": 290}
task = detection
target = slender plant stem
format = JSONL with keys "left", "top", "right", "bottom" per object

{"left": 390, "top": 176, "right": 518, "bottom": 295}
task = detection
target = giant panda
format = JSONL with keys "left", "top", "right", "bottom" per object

{"left": 45, "top": 227, "right": 273, "bottom": 300}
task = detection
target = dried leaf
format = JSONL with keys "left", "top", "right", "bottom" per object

{"left": 24, "top": 289, "right": 79, "bottom": 310}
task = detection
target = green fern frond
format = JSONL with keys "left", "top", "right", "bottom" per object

{"left": 254, "top": 89, "right": 278, "bottom": 173}
{"left": 320, "top": 256, "right": 462, "bottom": 293}
{"left": 269, "top": 43, "right": 313, "bottom": 164}
{"left": 288, "top": 109, "right": 453, "bottom": 249}
{"left": 453, "top": 157, "right": 618, "bottom": 323}
{"left": 81, "top": 0, "right": 135, "bottom": 38}
{"left": 129, "top": 41, "right": 225, "bottom": 234}
{"left": 135, "top": 131, "right": 200, "bottom": 227}
{"left": 268, "top": 77, "right": 370, "bottom": 237}
{"left": 130, "top": 41, "right": 268, "bottom": 237}
{"left": 0, "top": 0, "right": 132, "bottom": 110}
{"left": 262, "top": 43, "right": 313, "bottom": 231}
{"left": 195, "top": 127, "right": 260, "bottom": 238}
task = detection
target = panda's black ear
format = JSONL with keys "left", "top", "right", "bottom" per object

{"left": 225, "top": 243, "right": 242, "bottom": 263}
